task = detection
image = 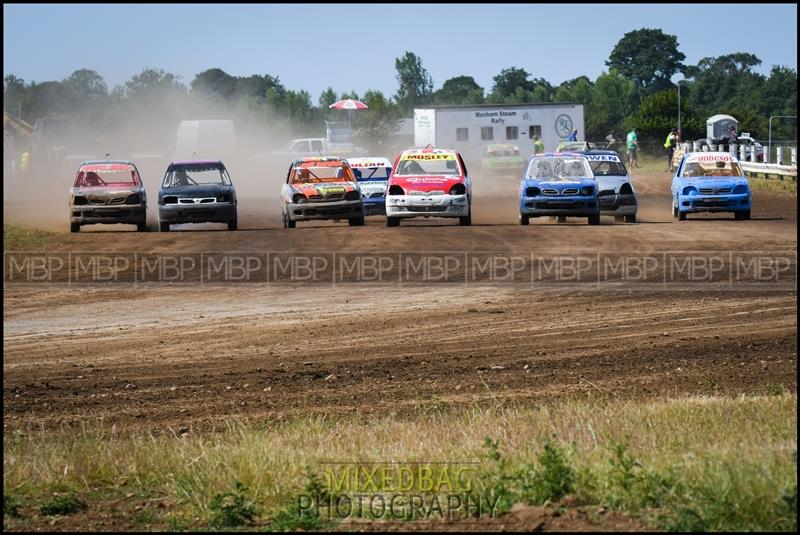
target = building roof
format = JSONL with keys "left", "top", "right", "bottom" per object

{"left": 415, "top": 102, "right": 581, "bottom": 111}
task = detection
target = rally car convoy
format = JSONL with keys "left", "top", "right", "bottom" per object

{"left": 66, "top": 146, "right": 750, "bottom": 231}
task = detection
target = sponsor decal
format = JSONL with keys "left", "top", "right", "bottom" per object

{"left": 401, "top": 154, "right": 456, "bottom": 161}
{"left": 585, "top": 154, "right": 621, "bottom": 162}
{"left": 687, "top": 154, "right": 733, "bottom": 162}
{"left": 81, "top": 164, "right": 135, "bottom": 172}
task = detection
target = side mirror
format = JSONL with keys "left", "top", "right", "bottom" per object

{"left": 354, "top": 169, "right": 362, "bottom": 180}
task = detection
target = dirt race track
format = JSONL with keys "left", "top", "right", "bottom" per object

{"left": 3, "top": 167, "right": 797, "bottom": 430}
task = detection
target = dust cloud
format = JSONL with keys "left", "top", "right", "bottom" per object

{"left": 3, "top": 92, "right": 527, "bottom": 232}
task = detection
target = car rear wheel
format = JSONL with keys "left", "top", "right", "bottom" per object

{"left": 228, "top": 218, "right": 238, "bottom": 231}
{"left": 588, "top": 214, "right": 600, "bottom": 225}
{"left": 348, "top": 216, "right": 365, "bottom": 226}
{"left": 678, "top": 211, "right": 687, "bottom": 221}
{"left": 159, "top": 222, "right": 170, "bottom": 232}
{"left": 625, "top": 214, "right": 636, "bottom": 223}
{"left": 520, "top": 214, "right": 529, "bottom": 226}
{"left": 70, "top": 222, "right": 80, "bottom": 233}
{"left": 386, "top": 217, "right": 400, "bottom": 227}
{"left": 735, "top": 210, "right": 751, "bottom": 221}
{"left": 137, "top": 222, "right": 147, "bottom": 232}
{"left": 672, "top": 200, "right": 679, "bottom": 218}
{"left": 459, "top": 213, "right": 472, "bottom": 226}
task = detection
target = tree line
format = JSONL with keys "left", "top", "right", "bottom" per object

{"left": 3, "top": 28, "right": 797, "bottom": 144}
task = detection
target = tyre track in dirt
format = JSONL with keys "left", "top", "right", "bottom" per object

{"left": 3, "top": 168, "right": 797, "bottom": 430}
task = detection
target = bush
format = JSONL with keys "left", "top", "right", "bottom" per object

{"left": 208, "top": 481, "right": 258, "bottom": 528}
{"left": 39, "top": 493, "right": 86, "bottom": 516}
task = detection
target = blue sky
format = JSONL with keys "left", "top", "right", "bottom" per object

{"left": 4, "top": 3, "right": 797, "bottom": 102}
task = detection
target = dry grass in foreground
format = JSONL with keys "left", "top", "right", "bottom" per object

{"left": 3, "top": 393, "right": 797, "bottom": 531}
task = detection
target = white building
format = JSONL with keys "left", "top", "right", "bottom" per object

{"left": 414, "top": 103, "right": 585, "bottom": 163}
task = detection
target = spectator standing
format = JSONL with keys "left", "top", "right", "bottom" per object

{"left": 626, "top": 128, "right": 639, "bottom": 169}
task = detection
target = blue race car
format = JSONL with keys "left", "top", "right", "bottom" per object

{"left": 519, "top": 152, "right": 600, "bottom": 225}
{"left": 346, "top": 157, "right": 392, "bottom": 216}
{"left": 671, "top": 151, "right": 751, "bottom": 221}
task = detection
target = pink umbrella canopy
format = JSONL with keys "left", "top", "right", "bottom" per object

{"left": 328, "top": 99, "right": 369, "bottom": 110}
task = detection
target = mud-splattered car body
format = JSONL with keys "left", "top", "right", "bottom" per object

{"left": 518, "top": 152, "right": 600, "bottom": 225}
{"left": 584, "top": 150, "right": 638, "bottom": 223}
{"left": 385, "top": 146, "right": 472, "bottom": 227}
{"left": 157, "top": 160, "right": 238, "bottom": 231}
{"left": 671, "top": 151, "right": 751, "bottom": 221}
{"left": 481, "top": 144, "right": 527, "bottom": 177}
{"left": 69, "top": 160, "right": 147, "bottom": 232}
{"left": 346, "top": 157, "right": 392, "bottom": 216}
{"left": 280, "top": 157, "right": 364, "bottom": 228}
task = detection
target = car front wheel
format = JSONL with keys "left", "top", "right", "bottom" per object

{"left": 159, "top": 222, "right": 170, "bottom": 232}
{"left": 520, "top": 214, "right": 529, "bottom": 225}
{"left": 386, "top": 217, "right": 400, "bottom": 227}
{"left": 588, "top": 214, "right": 600, "bottom": 225}
{"left": 70, "top": 222, "right": 80, "bottom": 233}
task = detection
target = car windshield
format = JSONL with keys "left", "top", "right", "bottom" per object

{"left": 527, "top": 157, "right": 592, "bottom": 180}
{"left": 395, "top": 154, "right": 461, "bottom": 176}
{"left": 353, "top": 166, "right": 391, "bottom": 181}
{"left": 681, "top": 160, "right": 743, "bottom": 178}
{"left": 163, "top": 164, "right": 231, "bottom": 187}
{"left": 292, "top": 162, "right": 355, "bottom": 183}
{"left": 75, "top": 164, "right": 139, "bottom": 187}
{"left": 589, "top": 160, "right": 628, "bottom": 176}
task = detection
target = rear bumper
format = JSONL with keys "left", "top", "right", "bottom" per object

{"left": 385, "top": 194, "right": 469, "bottom": 218}
{"left": 159, "top": 203, "right": 237, "bottom": 223}
{"left": 287, "top": 200, "right": 363, "bottom": 221}
{"left": 71, "top": 205, "right": 146, "bottom": 225}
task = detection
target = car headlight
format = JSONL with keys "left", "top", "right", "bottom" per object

{"left": 125, "top": 193, "right": 141, "bottom": 205}
{"left": 525, "top": 186, "right": 540, "bottom": 197}
{"left": 344, "top": 190, "right": 360, "bottom": 201}
{"left": 619, "top": 183, "right": 633, "bottom": 195}
{"left": 682, "top": 186, "right": 698, "bottom": 196}
{"left": 217, "top": 193, "right": 229, "bottom": 203}
{"left": 73, "top": 195, "right": 88, "bottom": 206}
{"left": 449, "top": 184, "right": 466, "bottom": 196}
{"left": 733, "top": 184, "right": 748, "bottom": 194}
{"left": 580, "top": 186, "right": 595, "bottom": 196}
{"left": 292, "top": 193, "right": 307, "bottom": 204}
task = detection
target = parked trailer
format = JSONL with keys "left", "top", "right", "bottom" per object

{"left": 413, "top": 103, "right": 585, "bottom": 165}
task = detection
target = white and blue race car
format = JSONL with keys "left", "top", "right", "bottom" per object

{"left": 671, "top": 151, "right": 751, "bottom": 221}
{"left": 584, "top": 150, "right": 638, "bottom": 223}
{"left": 346, "top": 157, "right": 392, "bottom": 216}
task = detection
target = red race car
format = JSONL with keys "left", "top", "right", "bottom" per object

{"left": 385, "top": 146, "right": 471, "bottom": 227}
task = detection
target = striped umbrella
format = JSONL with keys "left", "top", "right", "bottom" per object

{"left": 328, "top": 99, "right": 369, "bottom": 110}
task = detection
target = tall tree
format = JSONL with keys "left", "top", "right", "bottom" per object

{"left": 116, "top": 68, "right": 186, "bottom": 101}
{"left": 553, "top": 76, "right": 594, "bottom": 105}
{"left": 354, "top": 89, "right": 401, "bottom": 143}
{"left": 63, "top": 69, "right": 108, "bottom": 108}
{"left": 489, "top": 67, "right": 534, "bottom": 101}
{"left": 394, "top": 51, "right": 433, "bottom": 114}
{"left": 585, "top": 69, "right": 637, "bottom": 140}
{"left": 433, "top": 75, "right": 484, "bottom": 105}
{"left": 606, "top": 28, "right": 686, "bottom": 94}
{"left": 190, "top": 68, "right": 237, "bottom": 99}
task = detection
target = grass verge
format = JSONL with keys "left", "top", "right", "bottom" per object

{"left": 3, "top": 394, "right": 796, "bottom": 531}
{"left": 3, "top": 224, "right": 58, "bottom": 251}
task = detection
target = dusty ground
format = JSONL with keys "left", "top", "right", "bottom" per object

{"left": 2, "top": 166, "right": 797, "bottom": 531}
{"left": 3, "top": 166, "right": 797, "bottom": 432}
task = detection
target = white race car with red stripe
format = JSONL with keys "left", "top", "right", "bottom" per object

{"left": 385, "top": 146, "right": 471, "bottom": 227}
